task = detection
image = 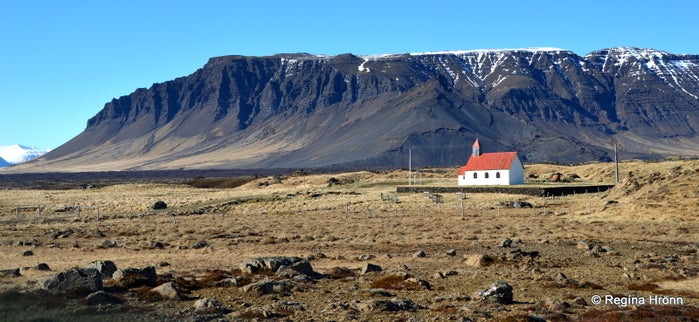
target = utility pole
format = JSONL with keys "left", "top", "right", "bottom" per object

{"left": 614, "top": 143, "right": 619, "bottom": 184}
{"left": 408, "top": 147, "right": 412, "bottom": 186}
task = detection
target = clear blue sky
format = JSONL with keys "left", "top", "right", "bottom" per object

{"left": 2, "top": 0, "right": 698, "bottom": 150}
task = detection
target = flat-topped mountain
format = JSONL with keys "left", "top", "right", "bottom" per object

{"left": 15, "top": 47, "right": 699, "bottom": 171}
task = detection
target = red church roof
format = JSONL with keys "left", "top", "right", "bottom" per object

{"left": 458, "top": 152, "right": 520, "bottom": 174}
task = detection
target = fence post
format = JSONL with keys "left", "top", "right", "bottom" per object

{"left": 15, "top": 207, "right": 19, "bottom": 219}
{"left": 97, "top": 207, "right": 100, "bottom": 221}
{"left": 345, "top": 203, "right": 349, "bottom": 220}
{"left": 36, "top": 205, "right": 40, "bottom": 220}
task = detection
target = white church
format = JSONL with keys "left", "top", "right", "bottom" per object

{"left": 457, "top": 139, "right": 524, "bottom": 186}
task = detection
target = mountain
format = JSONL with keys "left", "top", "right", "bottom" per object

{"left": 14, "top": 47, "right": 699, "bottom": 172}
{"left": 0, "top": 145, "right": 49, "bottom": 166}
{"left": 0, "top": 156, "right": 9, "bottom": 168}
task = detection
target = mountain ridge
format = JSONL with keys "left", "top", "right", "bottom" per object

{"left": 10, "top": 47, "right": 699, "bottom": 172}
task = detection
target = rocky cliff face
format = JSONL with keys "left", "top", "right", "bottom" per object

{"left": 34, "top": 47, "right": 699, "bottom": 171}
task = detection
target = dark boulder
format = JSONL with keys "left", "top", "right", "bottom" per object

{"left": 84, "top": 260, "right": 117, "bottom": 279}
{"left": 39, "top": 267, "right": 103, "bottom": 297}
{"left": 478, "top": 280, "right": 514, "bottom": 304}
{"left": 151, "top": 200, "right": 168, "bottom": 210}
{"left": 113, "top": 266, "right": 157, "bottom": 288}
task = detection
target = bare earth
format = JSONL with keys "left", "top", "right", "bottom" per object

{"left": 1, "top": 160, "right": 698, "bottom": 321}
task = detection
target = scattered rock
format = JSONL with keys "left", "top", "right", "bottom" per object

{"left": 214, "top": 277, "right": 243, "bottom": 287}
{"left": 230, "top": 301, "right": 305, "bottom": 319}
{"left": 464, "top": 254, "right": 494, "bottom": 267}
{"left": 21, "top": 250, "right": 34, "bottom": 256}
{"left": 513, "top": 201, "right": 533, "bottom": 208}
{"left": 326, "top": 266, "right": 357, "bottom": 279}
{"left": 53, "top": 228, "right": 75, "bottom": 239}
{"left": 405, "top": 277, "right": 431, "bottom": 290}
{"left": 85, "top": 290, "right": 122, "bottom": 306}
{"left": 354, "top": 298, "right": 424, "bottom": 312}
{"left": 541, "top": 297, "right": 569, "bottom": 312}
{"left": 359, "top": 288, "right": 396, "bottom": 297}
{"left": 36, "top": 263, "right": 51, "bottom": 271}
{"left": 151, "top": 200, "right": 168, "bottom": 210}
{"left": 413, "top": 250, "right": 427, "bottom": 258}
{"left": 500, "top": 238, "right": 513, "bottom": 248}
{"left": 586, "top": 249, "right": 601, "bottom": 257}
{"left": 84, "top": 260, "right": 118, "bottom": 279}
{"left": 193, "top": 297, "right": 225, "bottom": 314}
{"left": 360, "top": 263, "right": 382, "bottom": 275}
{"left": 144, "top": 241, "right": 166, "bottom": 249}
{"left": 356, "top": 254, "right": 375, "bottom": 260}
{"left": 553, "top": 272, "right": 580, "bottom": 287}
{"left": 151, "top": 282, "right": 182, "bottom": 299}
{"left": 191, "top": 240, "right": 208, "bottom": 249}
{"left": 39, "top": 267, "right": 103, "bottom": 296}
{"left": 241, "top": 256, "right": 303, "bottom": 274}
{"left": 0, "top": 268, "right": 21, "bottom": 277}
{"left": 240, "top": 279, "right": 296, "bottom": 295}
{"left": 446, "top": 249, "right": 457, "bottom": 256}
{"left": 478, "top": 281, "right": 514, "bottom": 304}
{"left": 577, "top": 241, "right": 591, "bottom": 250}
{"left": 276, "top": 259, "right": 317, "bottom": 279}
{"left": 113, "top": 266, "right": 157, "bottom": 288}
{"left": 572, "top": 296, "right": 588, "bottom": 306}
{"left": 17, "top": 240, "right": 36, "bottom": 246}
{"left": 155, "top": 261, "right": 171, "bottom": 268}
{"left": 100, "top": 240, "right": 118, "bottom": 249}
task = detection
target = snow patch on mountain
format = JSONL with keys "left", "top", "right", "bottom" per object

{"left": 409, "top": 47, "right": 567, "bottom": 56}
{"left": 0, "top": 144, "right": 49, "bottom": 166}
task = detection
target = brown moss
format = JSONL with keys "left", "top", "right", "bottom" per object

{"left": 368, "top": 274, "right": 424, "bottom": 291}
{"left": 325, "top": 267, "right": 356, "bottom": 279}
{"left": 626, "top": 282, "right": 660, "bottom": 292}
{"left": 132, "top": 286, "right": 164, "bottom": 302}
{"left": 431, "top": 304, "right": 459, "bottom": 314}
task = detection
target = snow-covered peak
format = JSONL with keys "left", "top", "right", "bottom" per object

{"left": 585, "top": 47, "right": 676, "bottom": 63}
{"left": 408, "top": 47, "right": 568, "bottom": 56}
{"left": 0, "top": 156, "right": 9, "bottom": 167}
{"left": 0, "top": 144, "right": 49, "bottom": 165}
{"left": 355, "top": 48, "right": 570, "bottom": 61}
{"left": 605, "top": 47, "right": 672, "bottom": 60}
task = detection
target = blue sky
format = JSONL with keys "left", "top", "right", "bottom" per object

{"left": 2, "top": 0, "right": 698, "bottom": 150}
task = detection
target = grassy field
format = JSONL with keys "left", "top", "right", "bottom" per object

{"left": 0, "top": 160, "right": 698, "bottom": 320}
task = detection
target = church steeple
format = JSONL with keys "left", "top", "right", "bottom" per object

{"left": 472, "top": 138, "right": 481, "bottom": 157}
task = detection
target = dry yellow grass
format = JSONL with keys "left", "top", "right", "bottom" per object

{"left": 1, "top": 160, "right": 698, "bottom": 320}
